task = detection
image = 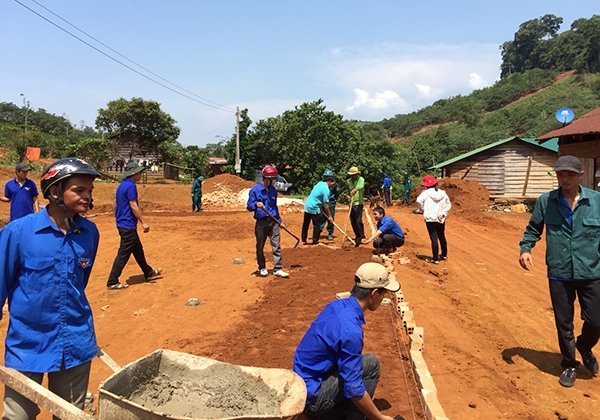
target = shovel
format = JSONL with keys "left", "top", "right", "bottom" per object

{"left": 262, "top": 207, "right": 300, "bottom": 248}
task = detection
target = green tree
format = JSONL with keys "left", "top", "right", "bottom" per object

{"left": 572, "top": 15, "right": 600, "bottom": 73}
{"left": 179, "top": 145, "right": 209, "bottom": 178}
{"left": 95, "top": 97, "right": 181, "bottom": 161}
{"left": 64, "top": 138, "right": 119, "bottom": 171}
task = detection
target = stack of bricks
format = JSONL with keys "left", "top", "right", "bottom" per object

{"left": 377, "top": 254, "right": 450, "bottom": 420}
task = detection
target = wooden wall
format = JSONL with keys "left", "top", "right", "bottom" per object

{"left": 559, "top": 140, "right": 600, "bottom": 190}
{"left": 445, "top": 140, "right": 558, "bottom": 196}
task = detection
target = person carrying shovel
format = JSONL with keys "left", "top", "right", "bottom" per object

{"left": 246, "top": 165, "right": 289, "bottom": 278}
{"left": 0, "top": 158, "right": 101, "bottom": 419}
{"left": 302, "top": 175, "right": 335, "bottom": 245}
{"left": 347, "top": 166, "right": 366, "bottom": 245}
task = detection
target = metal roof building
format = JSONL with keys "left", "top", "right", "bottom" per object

{"left": 430, "top": 137, "right": 558, "bottom": 197}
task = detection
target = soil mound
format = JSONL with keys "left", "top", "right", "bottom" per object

{"left": 203, "top": 173, "right": 255, "bottom": 194}
{"left": 437, "top": 178, "right": 490, "bottom": 214}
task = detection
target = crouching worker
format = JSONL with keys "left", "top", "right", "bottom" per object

{"left": 364, "top": 206, "right": 405, "bottom": 255}
{"left": 293, "top": 262, "right": 400, "bottom": 420}
{"left": 0, "top": 158, "right": 101, "bottom": 419}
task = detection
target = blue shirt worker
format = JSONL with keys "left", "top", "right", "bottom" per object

{"left": 364, "top": 206, "right": 405, "bottom": 255}
{"left": 319, "top": 170, "right": 339, "bottom": 241}
{"left": 246, "top": 165, "right": 289, "bottom": 278}
{"left": 382, "top": 173, "right": 392, "bottom": 207}
{"left": 106, "top": 162, "right": 162, "bottom": 290}
{"left": 293, "top": 262, "right": 400, "bottom": 420}
{"left": 0, "top": 158, "right": 100, "bottom": 419}
{"left": 302, "top": 176, "right": 335, "bottom": 245}
{"left": 1, "top": 162, "right": 39, "bottom": 221}
{"left": 519, "top": 155, "right": 600, "bottom": 388}
{"left": 402, "top": 172, "right": 412, "bottom": 205}
{"left": 191, "top": 175, "right": 204, "bottom": 212}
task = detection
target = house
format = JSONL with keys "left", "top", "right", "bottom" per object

{"left": 430, "top": 137, "right": 558, "bottom": 197}
{"left": 537, "top": 107, "right": 600, "bottom": 190}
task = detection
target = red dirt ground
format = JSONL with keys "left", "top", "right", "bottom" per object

{"left": 1, "top": 169, "right": 600, "bottom": 419}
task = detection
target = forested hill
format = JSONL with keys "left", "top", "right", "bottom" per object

{"left": 361, "top": 70, "right": 600, "bottom": 176}
{"left": 361, "top": 13, "right": 600, "bottom": 176}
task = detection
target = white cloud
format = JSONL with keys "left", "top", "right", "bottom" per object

{"left": 314, "top": 42, "right": 500, "bottom": 121}
{"left": 346, "top": 88, "right": 403, "bottom": 111}
{"left": 414, "top": 83, "right": 432, "bottom": 96}
{"left": 468, "top": 72, "right": 487, "bottom": 89}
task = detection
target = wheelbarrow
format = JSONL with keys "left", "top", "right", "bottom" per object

{"left": 0, "top": 349, "right": 307, "bottom": 420}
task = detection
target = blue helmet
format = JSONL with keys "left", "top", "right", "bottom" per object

{"left": 323, "top": 169, "right": 334, "bottom": 177}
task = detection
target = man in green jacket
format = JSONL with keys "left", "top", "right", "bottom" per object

{"left": 519, "top": 155, "right": 600, "bottom": 388}
{"left": 191, "top": 175, "right": 204, "bottom": 212}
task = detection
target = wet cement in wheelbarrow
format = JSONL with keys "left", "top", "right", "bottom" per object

{"left": 128, "top": 363, "right": 286, "bottom": 419}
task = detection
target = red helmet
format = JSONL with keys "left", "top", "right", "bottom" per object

{"left": 262, "top": 165, "right": 279, "bottom": 178}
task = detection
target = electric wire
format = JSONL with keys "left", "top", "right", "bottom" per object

{"left": 13, "top": 0, "right": 235, "bottom": 114}
{"left": 28, "top": 0, "right": 235, "bottom": 113}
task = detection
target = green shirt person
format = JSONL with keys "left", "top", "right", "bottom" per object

{"left": 347, "top": 166, "right": 365, "bottom": 244}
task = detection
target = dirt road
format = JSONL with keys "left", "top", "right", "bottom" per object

{"left": 1, "top": 170, "right": 599, "bottom": 419}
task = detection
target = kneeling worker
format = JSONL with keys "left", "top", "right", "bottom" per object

{"left": 364, "top": 206, "right": 405, "bottom": 254}
{"left": 293, "top": 262, "right": 400, "bottom": 420}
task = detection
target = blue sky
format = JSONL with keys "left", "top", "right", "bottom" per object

{"left": 1, "top": 1, "right": 598, "bottom": 148}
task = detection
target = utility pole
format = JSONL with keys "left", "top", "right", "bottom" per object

{"left": 235, "top": 106, "right": 241, "bottom": 175}
{"left": 20, "top": 93, "right": 29, "bottom": 132}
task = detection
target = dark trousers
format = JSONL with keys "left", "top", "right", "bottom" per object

{"left": 549, "top": 279, "right": 600, "bottom": 369}
{"left": 373, "top": 234, "right": 404, "bottom": 250}
{"left": 192, "top": 194, "right": 202, "bottom": 212}
{"left": 404, "top": 188, "right": 410, "bottom": 205}
{"left": 383, "top": 188, "right": 391, "bottom": 207}
{"left": 304, "top": 353, "right": 380, "bottom": 420}
{"left": 107, "top": 228, "right": 154, "bottom": 286}
{"left": 3, "top": 361, "right": 91, "bottom": 420}
{"left": 255, "top": 218, "right": 282, "bottom": 270}
{"left": 302, "top": 212, "right": 323, "bottom": 244}
{"left": 319, "top": 205, "right": 336, "bottom": 236}
{"left": 350, "top": 204, "right": 365, "bottom": 240}
{"left": 425, "top": 221, "right": 447, "bottom": 261}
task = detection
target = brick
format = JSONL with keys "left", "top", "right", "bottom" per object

{"left": 425, "top": 402, "right": 447, "bottom": 420}
{"left": 405, "top": 320, "right": 416, "bottom": 334}
{"left": 394, "top": 291, "right": 404, "bottom": 302}
{"left": 410, "top": 340, "right": 422, "bottom": 352}
{"left": 397, "top": 302, "right": 409, "bottom": 316}
{"left": 418, "top": 375, "right": 437, "bottom": 393}
{"left": 335, "top": 291, "right": 350, "bottom": 299}
{"left": 413, "top": 326, "right": 424, "bottom": 340}
{"left": 410, "top": 350, "right": 429, "bottom": 371}
{"left": 398, "top": 257, "right": 411, "bottom": 264}
{"left": 414, "top": 367, "right": 431, "bottom": 384}
{"left": 409, "top": 333, "right": 424, "bottom": 351}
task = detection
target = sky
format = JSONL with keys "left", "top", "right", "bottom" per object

{"left": 1, "top": 1, "right": 598, "bottom": 148}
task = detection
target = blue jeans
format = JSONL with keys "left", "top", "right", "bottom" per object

{"left": 304, "top": 353, "right": 380, "bottom": 420}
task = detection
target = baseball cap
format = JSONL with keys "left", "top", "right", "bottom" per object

{"left": 554, "top": 155, "right": 582, "bottom": 173}
{"left": 354, "top": 262, "right": 400, "bottom": 292}
{"left": 15, "top": 163, "right": 30, "bottom": 171}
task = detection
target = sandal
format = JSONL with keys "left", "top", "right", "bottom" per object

{"left": 107, "top": 283, "right": 129, "bottom": 290}
{"left": 146, "top": 268, "right": 162, "bottom": 280}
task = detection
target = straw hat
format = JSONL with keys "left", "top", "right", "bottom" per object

{"left": 347, "top": 166, "right": 360, "bottom": 175}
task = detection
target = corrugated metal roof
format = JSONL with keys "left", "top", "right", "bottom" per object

{"left": 537, "top": 107, "right": 600, "bottom": 141}
{"left": 430, "top": 137, "right": 558, "bottom": 169}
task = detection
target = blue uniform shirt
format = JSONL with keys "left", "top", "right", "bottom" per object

{"left": 382, "top": 176, "right": 392, "bottom": 188}
{"left": 377, "top": 215, "right": 404, "bottom": 237}
{"left": 4, "top": 178, "right": 38, "bottom": 221}
{"left": 293, "top": 296, "right": 366, "bottom": 403}
{"left": 304, "top": 181, "right": 330, "bottom": 215}
{"left": 0, "top": 208, "right": 99, "bottom": 373}
{"left": 115, "top": 177, "right": 139, "bottom": 229}
{"left": 247, "top": 182, "right": 281, "bottom": 222}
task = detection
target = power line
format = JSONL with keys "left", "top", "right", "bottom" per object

{"left": 13, "top": 0, "right": 236, "bottom": 114}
